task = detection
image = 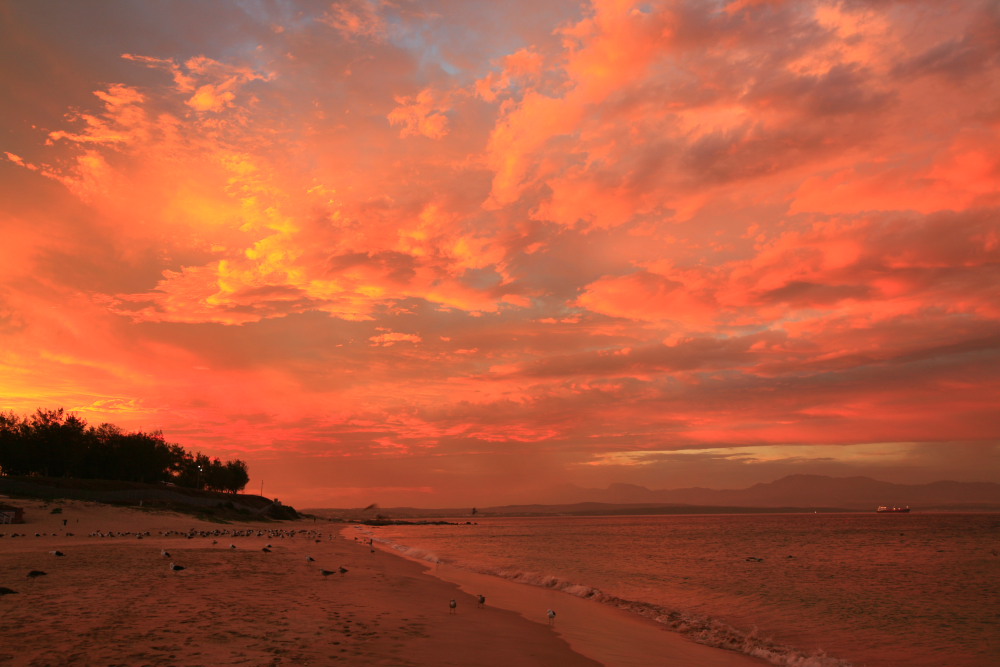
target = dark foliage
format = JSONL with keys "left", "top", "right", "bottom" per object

{"left": 0, "top": 408, "right": 249, "bottom": 493}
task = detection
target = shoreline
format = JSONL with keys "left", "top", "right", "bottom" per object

{"left": 347, "top": 524, "right": 771, "bottom": 667}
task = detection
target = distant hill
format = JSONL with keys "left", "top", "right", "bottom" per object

{"left": 307, "top": 474, "right": 1000, "bottom": 518}
{"left": 543, "top": 474, "right": 1000, "bottom": 510}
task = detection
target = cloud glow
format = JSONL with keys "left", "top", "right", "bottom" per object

{"left": 1, "top": 0, "right": 998, "bottom": 506}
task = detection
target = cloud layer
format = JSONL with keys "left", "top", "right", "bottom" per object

{"left": 2, "top": 0, "right": 998, "bottom": 506}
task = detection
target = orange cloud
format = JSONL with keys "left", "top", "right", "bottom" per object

{"left": 3, "top": 0, "right": 998, "bottom": 507}
{"left": 388, "top": 89, "right": 452, "bottom": 138}
{"left": 318, "top": 0, "right": 386, "bottom": 41}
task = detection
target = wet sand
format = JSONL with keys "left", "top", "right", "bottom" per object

{"left": 349, "top": 525, "right": 770, "bottom": 667}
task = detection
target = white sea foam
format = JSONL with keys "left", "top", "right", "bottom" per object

{"left": 364, "top": 529, "right": 854, "bottom": 667}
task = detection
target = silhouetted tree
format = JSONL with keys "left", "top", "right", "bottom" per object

{"left": 223, "top": 459, "right": 250, "bottom": 493}
{"left": 203, "top": 457, "right": 227, "bottom": 492}
{"left": 0, "top": 408, "right": 251, "bottom": 493}
{"left": 27, "top": 408, "right": 88, "bottom": 477}
{"left": 0, "top": 411, "right": 31, "bottom": 476}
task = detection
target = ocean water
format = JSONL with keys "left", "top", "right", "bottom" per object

{"left": 358, "top": 513, "right": 999, "bottom": 666}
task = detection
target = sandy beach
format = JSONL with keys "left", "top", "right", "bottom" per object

{"left": 1, "top": 497, "right": 766, "bottom": 666}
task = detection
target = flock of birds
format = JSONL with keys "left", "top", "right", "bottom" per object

{"left": 1, "top": 526, "right": 353, "bottom": 596}
{"left": 160, "top": 535, "right": 352, "bottom": 578}
{"left": 1, "top": 524, "right": 562, "bottom": 625}
{"left": 444, "top": 594, "right": 555, "bottom": 624}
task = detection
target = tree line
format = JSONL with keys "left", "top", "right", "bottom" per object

{"left": 0, "top": 408, "right": 249, "bottom": 494}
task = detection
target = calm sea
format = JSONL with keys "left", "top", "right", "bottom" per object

{"left": 358, "top": 513, "right": 999, "bottom": 667}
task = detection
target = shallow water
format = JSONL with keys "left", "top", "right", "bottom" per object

{"left": 362, "top": 513, "right": 1000, "bottom": 666}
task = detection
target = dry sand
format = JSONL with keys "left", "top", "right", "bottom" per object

{"left": 1, "top": 497, "right": 767, "bottom": 666}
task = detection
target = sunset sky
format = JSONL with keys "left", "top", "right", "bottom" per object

{"left": 2, "top": 0, "right": 998, "bottom": 508}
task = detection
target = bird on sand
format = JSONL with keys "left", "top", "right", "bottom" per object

{"left": 306, "top": 555, "right": 315, "bottom": 562}
{"left": 49, "top": 550, "right": 64, "bottom": 557}
{"left": 169, "top": 562, "right": 186, "bottom": 573}
{"left": 320, "top": 569, "right": 336, "bottom": 577}
{"left": 477, "top": 594, "right": 486, "bottom": 608}
{"left": 547, "top": 609, "right": 556, "bottom": 625}
{"left": 449, "top": 599, "right": 457, "bottom": 614}
{"left": 339, "top": 566, "right": 348, "bottom": 575}
{"left": 27, "top": 570, "right": 47, "bottom": 581}
{"left": 0, "top": 587, "right": 18, "bottom": 595}
{"left": 262, "top": 547, "right": 272, "bottom": 553}
{"left": 161, "top": 549, "right": 171, "bottom": 558}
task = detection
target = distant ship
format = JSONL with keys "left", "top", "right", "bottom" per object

{"left": 876, "top": 505, "right": 911, "bottom": 513}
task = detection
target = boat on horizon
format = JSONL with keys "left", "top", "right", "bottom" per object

{"left": 876, "top": 505, "right": 911, "bottom": 513}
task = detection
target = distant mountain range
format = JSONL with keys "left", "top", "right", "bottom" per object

{"left": 309, "top": 475, "right": 1000, "bottom": 519}
{"left": 538, "top": 474, "right": 1000, "bottom": 511}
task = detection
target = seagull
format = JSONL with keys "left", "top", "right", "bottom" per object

{"left": 449, "top": 599, "right": 457, "bottom": 614}
{"left": 547, "top": 609, "right": 556, "bottom": 625}
{"left": 262, "top": 547, "right": 272, "bottom": 553}
{"left": 49, "top": 550, "right": 65, "bottom": 557}
{"left": 161, "top": 549, "right": 171, "bottom": 558}
{"left": 169, "top": 562, "right": 186, "bottom": 573}
{"left": 27, "top": 570, "right": 47, "bottom": 581}
{"left": 306, "top": 555, "right": 315, "bottom": 562}
{"left": 320, "top": 569, "right": 335, "bottom": 577}
{"left": 0, "top": 587, "right": 18, "bottom": 595}
{"left": 339, "top": 566, "right": 348, "bottom": 575}
{"left": 230, "top": 544, "right": 237, "bottom": 549}
{"left": 477, "top": 594, "right": 486, "bottom": 608}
